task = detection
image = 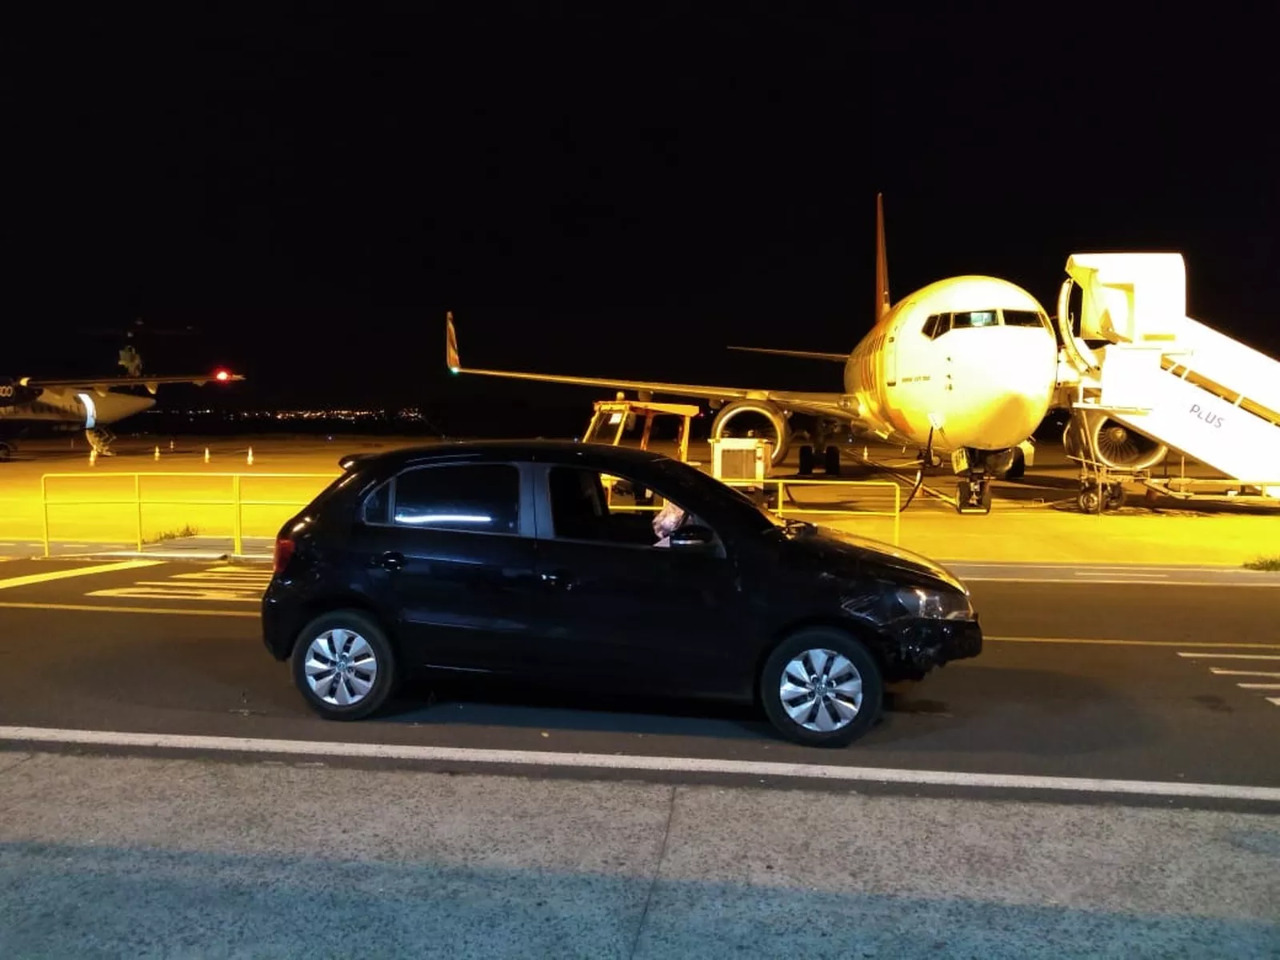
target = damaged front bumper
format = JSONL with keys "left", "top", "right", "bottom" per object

{"left": 882, "top": 617, "right": 983, "bottom": 679}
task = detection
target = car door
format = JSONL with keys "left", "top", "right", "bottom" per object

{"left": 526, "top": 463, "right": 745, "bottom": 696}
{"left": 348, "top": 461, "right": 542, "bottom": 673}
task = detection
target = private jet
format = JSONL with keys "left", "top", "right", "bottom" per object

{"left": 0, "top": 346, "right": 242, "bottom": 459}
{"left": 445, "top": 195, "right": 1060, "bottom": 513}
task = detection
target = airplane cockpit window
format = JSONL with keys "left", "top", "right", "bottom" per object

{"left": 921, "top": 315, "right": 940, "bottom": 338}
{"left": 923, "top": 313, "right": 951, "bottom": 339}
{"left": 1002, "top": 309, "right": 1048, "bottom": 328}
{"left": 950, "top": 311, "right": 997, "bottom": 329}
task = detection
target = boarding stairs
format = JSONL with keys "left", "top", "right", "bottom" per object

{"left": 1056, "top": 253, "right": 1280, "bottom": 502}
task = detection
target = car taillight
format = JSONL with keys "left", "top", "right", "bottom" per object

{"left": 273, "top": 537, "right": 296, "bottom": 575}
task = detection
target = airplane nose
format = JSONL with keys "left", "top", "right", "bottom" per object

{"left": 945, "top": 331, "right": 1057, "bottom": 449}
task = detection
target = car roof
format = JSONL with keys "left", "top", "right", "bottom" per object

{"left": 341, "top": 439, "right": 670, "bottom": 474}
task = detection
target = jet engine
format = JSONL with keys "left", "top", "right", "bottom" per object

{"left": 709, "top": 399, "right": 790, "bottom": 466}
{"left": 1063, "top": 412, "right": 1167, "bottom": 471}
{"left": 0, "top": 377, "right": 40, "bottom": 408}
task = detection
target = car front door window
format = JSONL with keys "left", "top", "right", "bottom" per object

{"left": 532, "top": 464, "right": 741, "bottom": 694}
{"left": 546, "top": 465, "right": 710, "bottom": 550}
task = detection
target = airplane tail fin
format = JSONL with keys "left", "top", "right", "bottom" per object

{"left": 875, "top": 192, "right": 890, "bottom": 322}
{"left": 446, "top": 311, "right": 461, "bottom": 372}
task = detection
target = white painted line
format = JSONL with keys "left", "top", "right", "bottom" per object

{"left": 1210, "top": 669, "right": 1280, "bottom": 678}
{"left": 1074, "top": 571, "right": 1168, "bottom": 578}
{"left": 1177, "top": 653, "right": 1280, "bottom": 660}
{"left": 1236, "top": 683, "right": 1280, "bottom": 690}
{"left": 1269, "top": 698, "right": 1280, "bottom": 707}
{"left": 0, "top": 560, "right": 161, "bottom": 591}
{"left": 989, "top": 636, "right": 1280, "bottom": 649}
{"left": 1, "top": 726, "right": 1279, "bottom": 803}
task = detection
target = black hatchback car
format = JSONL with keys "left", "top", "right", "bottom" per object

{"left": 262, "top": 441, "right": 982, "bottom": 746}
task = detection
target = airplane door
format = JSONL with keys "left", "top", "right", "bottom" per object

{"left": 884, "top": 311, "right": 906, "bottom": 387}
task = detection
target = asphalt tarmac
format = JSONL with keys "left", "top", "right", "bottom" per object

{"left": 2, "top": 557, "right": 1278, "bottom": 800}
{"left": 3, "top": 556, "right": 1279, "bottom": 956}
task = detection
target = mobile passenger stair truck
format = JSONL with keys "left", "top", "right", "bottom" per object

{"left": 1054, "top": 253, "right": 1280, "bottom": 513}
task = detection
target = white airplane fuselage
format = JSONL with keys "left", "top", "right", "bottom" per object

{"left": 844, "top": 276, "right": 1059, "bottom": 453}
{"left": 0, "top": 387, "right": 156, "bottom": 428}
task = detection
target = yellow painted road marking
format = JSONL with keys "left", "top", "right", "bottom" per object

{"left": 0, "top": 601, "right": 257, "bottom": 617}
{"left": 0, "top": 560, "right": 161, "bottom": 591}
{"left": 87, "top": 585, "right": 262, "bottom": 602}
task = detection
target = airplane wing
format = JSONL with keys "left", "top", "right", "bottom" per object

{"left": 727, "top": 345, "right": 849, "bottom": 362}
{"left": 20, "top": 370, "right": 243, "bottom": 395}
{"left": 446, "top": 313, "right": 865, "bottom": 425}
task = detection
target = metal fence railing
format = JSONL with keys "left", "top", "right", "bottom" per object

{"left": 722, "top": 478, "right": 902, "bottom": 543}
{"left": 40, "top": 472, "right": 338, "bottom": 557}
{"left": 39, "top": 471, "right": 903, "bottom": 557}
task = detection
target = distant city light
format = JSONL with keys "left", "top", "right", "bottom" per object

{"left": 147, "top": 406, "right": 430, "bottom": 423}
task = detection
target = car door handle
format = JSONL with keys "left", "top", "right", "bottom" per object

{"left": 377, "top": 551, "right": 405, "bottom": 571}
{"left": 539, "top": 569, "right": 572, "bottom": 590}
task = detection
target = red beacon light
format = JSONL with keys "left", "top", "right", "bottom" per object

{"left": 214, "top": 368, "right": 232, "bottom": 382}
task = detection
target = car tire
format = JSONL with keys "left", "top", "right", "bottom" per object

{"left": 760, "top": 628, "right": 883, "bottom": 747}
{"left": 290, "top": 609, "right": 397, "bottom": 721}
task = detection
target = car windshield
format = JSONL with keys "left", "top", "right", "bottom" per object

{"left": 648, "top": 458, "right": 779, "bottom": 534}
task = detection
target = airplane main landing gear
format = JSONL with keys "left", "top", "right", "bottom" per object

{"left": 86, "top": 427, "right": 117, "bottom": 456}
{"left": 797, "top": 443, "right": 841, "bottom": 476}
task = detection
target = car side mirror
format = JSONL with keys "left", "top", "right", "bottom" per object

{"left": 668, "top": 524, "right": 715, "bottom": 549}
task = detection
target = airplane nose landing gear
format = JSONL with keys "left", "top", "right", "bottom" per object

{"left": 952, "top": 447, "right": 994, "bottom": 514}
{"left": 956, "top": 477, "right": 993, "bottom": 514}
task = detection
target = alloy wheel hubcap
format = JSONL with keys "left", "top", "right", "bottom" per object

{"left": 304, "top": 628, "right": 378, "bottom": 706}
{"left": 779, "top": 648, "right": 862, "bottom": 732}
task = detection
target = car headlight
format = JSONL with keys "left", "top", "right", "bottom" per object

{"left": 895, "top": 585, "right": 973, "bottom": 621}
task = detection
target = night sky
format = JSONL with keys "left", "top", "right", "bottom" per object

{"left": 9, "top": 8, "right": 1278, "bottom": 432}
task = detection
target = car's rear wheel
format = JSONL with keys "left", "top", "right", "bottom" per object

{"left": 290, "top": 610, "right": 396, "bottom": 720}
{"left": 760, "top": 628, "right": 882, "bottom": 747}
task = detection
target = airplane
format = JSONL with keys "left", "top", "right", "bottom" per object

{"left": 444, "top": 194, "right": 1061, "bottom": 513}
{"left": 0, "top": 344, "right": 242, "bottom": 460}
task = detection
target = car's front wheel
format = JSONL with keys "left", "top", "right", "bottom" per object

{"left": 760, "top": 628, "right": 883, "bottom": 747}
{"left": 290, "top": 610, "right": 397, "bottom": 720}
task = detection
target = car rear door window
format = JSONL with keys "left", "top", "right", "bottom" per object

{"left": 362, "top": 481, "right": 390, "bottom": 524}
{"left": 392, "top": 464, "right": 519, "bottom": 534}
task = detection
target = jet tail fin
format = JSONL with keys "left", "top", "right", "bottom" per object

{"left": 875, "top": 192, "right": 891, "bottom": 322}
{"left": 446, "top": 311, "right": 461, "bottom": 372}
